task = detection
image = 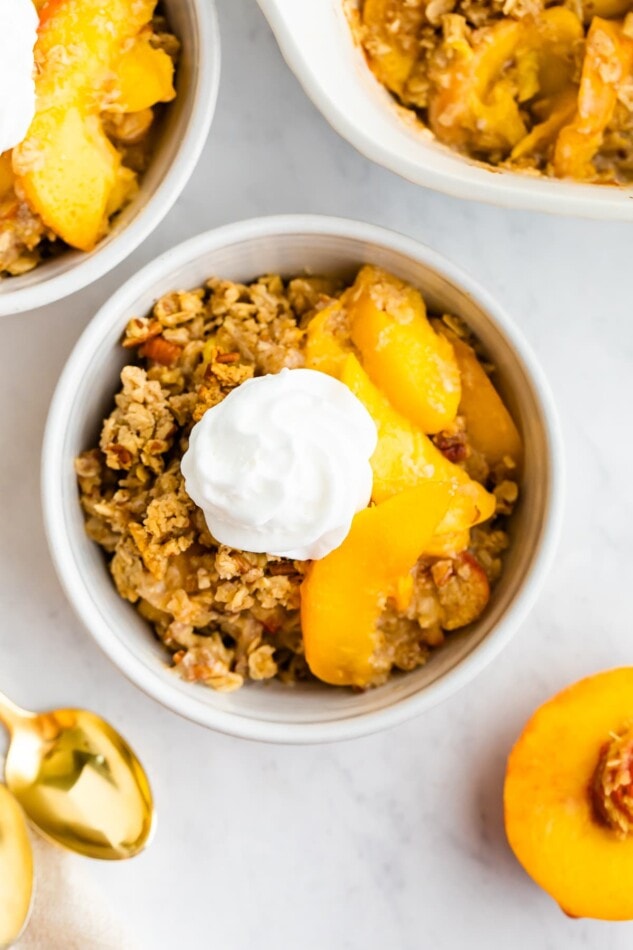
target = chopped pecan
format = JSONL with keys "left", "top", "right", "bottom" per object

{"left": 430, "top": 559, "right": 455, "bottom": 589}
{"left": 138, "top": 336, "right": 183, "bottom": 366}
{"left": 433, "top": 429, "right": 469, "bottom": 463}
{"left": 122, "top": 318, "right": 162, "bottom": 348}
{"left": 215, "top": 351, "right": 240, "bottom": 364}
{"left": 268, "top": 562, "right": 297, "bottom": 576}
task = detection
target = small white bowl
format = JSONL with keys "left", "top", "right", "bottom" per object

{"left": 258, "top": 0, "right": 633, "bottom": 219}
{"left": 0, "top": 0, "right": 220, "bottom": 317}
{"left": 42, "top": 215, "right": 563, "bottom": 743}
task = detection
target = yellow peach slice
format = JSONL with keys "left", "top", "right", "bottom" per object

{"left": 535, "top": 7, "right": 583, "bottom": 98}
{"left": 302, "top": 481, "right": 452, "bottom": 687}
{"left": 17, "top": 108, "right": 120, "bottom": 251}
{"left": 304, "top": 298, "right": 353, "bottom": 377}
{"left": 341, "top": 354, "right": 495, "bottom": 536}
{"left": 429, "top": 20, "right": 528, "bottom": 154}
{"left": 510, "top": 88, "right": 578, "bottom": 161}
{"left": 429, "top": 9, "right": 582, "bottom": 156}
{"left": 112, "top": 36, "right": 176, "bottom": 114}
{"left": 0, "top": 153, "right": 14, "bottom": 200}
{"left": 438, "top": 327, "right": 523, "bottom": 468}
{"left": 347, "top": 266, "right": 461, "bottom": 434}
{"left": 35, "top": 0, "right": 157, "bottom": 107}
{"left": 14, "top": 0, "right": 160, "bottom": 250}
{"left": 361, "top": 0, "right": 426, "bottom": 97}
{"left": 554, "top": 18, "right": 633, "bottom": 179}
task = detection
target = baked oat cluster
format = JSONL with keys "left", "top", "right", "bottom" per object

{"left": 76, "top": 273, "right": 518, "bottom": 692}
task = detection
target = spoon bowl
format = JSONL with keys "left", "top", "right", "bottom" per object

{"left": 0, "top": 784, "right": 33, "bottom": 947}
{"left": 1, "top": 697, "right": 154, "bottom": 860}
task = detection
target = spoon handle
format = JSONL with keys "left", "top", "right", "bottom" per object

{"left": 0, "top": 692, "right": 29, "bottom": 733}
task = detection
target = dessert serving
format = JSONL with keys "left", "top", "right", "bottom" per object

{"left": 0, "top": 0, "right": 178, "bottom": 277}
{"left": 357, "top": 0, "right": 633, "bottom": 182}
{"left": 75, "top": 265, "right": 522, "bottom": 693}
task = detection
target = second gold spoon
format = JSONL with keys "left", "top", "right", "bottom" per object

{"left": 0, "top": 783, "right": 33, "bottom": 948}
{"left": 0, "top": 691, "right": 154, "bottom": 860}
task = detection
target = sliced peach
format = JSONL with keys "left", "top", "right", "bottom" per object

{"left": 0, "top": 154, "right": 14, "bottom": 200}
{"left": 302, "top": 481, "right": 452, "bottom": 687}
{"left": 13, "top": 0, "right": 160, "bottom": 250}
{"left": 428, "top": 9, "right": 582, "bottom": 156}
{"left": 438, "top": 327, "right": 523, "bottom": 468}
{"left": 535, "top": 7, "right": 583, "bottom": 98}
{"left": 112, "top": 36, "right": 176, "bottom": 113}
{"left": 554, "top": 18, "right": 633, "bottom": 179}
{"left": 341, "top": 354, "right": 495, "bottom": 536}
{"left": 35, "top": 0, "right": 156, "bottom": 106}
{"left": 505, "top": 669, "right": 633, "bottom": 920}
{"left": 347, "top": 266, "right": 461, "bottom": 434}
{"left": 429, "top": 20, "right": 528, "bottom": 154}
{"left": 105, "top": 166, "right": 139, "bottom": 219}
{"left": 510, "top": 87, "right": 578, "bottom": 162}
{"left": 304, "top": 298, "right": 353, "bottom": 377}
{"left": 17, "top": 108, "right": 120, "bottom": 251}
{"left": 361, "top": 0, "right": 426, "bottom": 97}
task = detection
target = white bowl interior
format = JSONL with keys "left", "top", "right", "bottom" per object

{"left": 44, "top": 220, "right": 560, "bottom": 741}
{"left": 258, "top": 0, "right": 633, "bottom": 218}
{"left": 0, "top": 0, "right": 219, "bottom": 315}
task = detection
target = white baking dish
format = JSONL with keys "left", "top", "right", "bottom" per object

{"left": 258, "top": 0, "right": 633, "bottom": 219}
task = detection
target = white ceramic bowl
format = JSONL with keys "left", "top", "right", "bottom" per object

{"left": 42, "top": 215, "right": 563, "bottom": 743}
{"left": 258, "top": 0, "right": 633, "bottom": 219}
{"left": 0, "top": 0, "right": 220, "bottom": 317}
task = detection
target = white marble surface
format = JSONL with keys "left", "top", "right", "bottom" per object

{"left": 2, "top": 0, "right": 633, "bottom": 947}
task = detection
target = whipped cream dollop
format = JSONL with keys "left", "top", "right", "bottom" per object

{"left": 181, "top": 368, "right": 378, "bottom": 560}
{"left": 0, "top": 0, "right": 38, "bottom": 154}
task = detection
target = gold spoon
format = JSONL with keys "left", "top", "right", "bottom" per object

{"left": 0, "top": 692, "right": 154, "bottom": 860}
{"left": 0, "top": 784, "right": 33, "bottom": 948}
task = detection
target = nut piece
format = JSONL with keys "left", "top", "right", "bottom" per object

{"left": 138, "top": 336, "right": 183, "bottom": 366}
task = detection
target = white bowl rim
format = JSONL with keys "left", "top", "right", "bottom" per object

{"left": 42, "top": 214, "right": 564, "bottom": 743}
{"left": 0, "top": 0, "right": 221, "bottom": 317}
{"left": 258, "top": 0, "right": 633, "bottom": 219}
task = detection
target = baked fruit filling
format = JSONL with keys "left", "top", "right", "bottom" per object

{"left": 357, "top": 0, "right": 633, "bottom": 182}
{"left": 0, "top": 0, "right": 178, "bottom": 276}
{"left": 76, "top": 267, "right": 521, "bottom": 692}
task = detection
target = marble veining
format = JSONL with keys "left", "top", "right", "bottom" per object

{"left": 2, "top": 0, "right": 633, "bottom": 946}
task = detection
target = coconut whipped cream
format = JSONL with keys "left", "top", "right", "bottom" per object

{"left": 181, "top": 368, "right": 378, "bottom": 560}
{"left": 0, "top": 0, "right": 38, "bottom": 154}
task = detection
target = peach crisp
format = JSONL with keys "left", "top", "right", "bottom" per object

{"left": 358, "top": 0, "right": 633, "bottom": 183}
{"left": 0, "top": 0, "right": 178, "bottom": 276}
{"left": 76, "top": 268, "right": 521, "bottom": 692}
